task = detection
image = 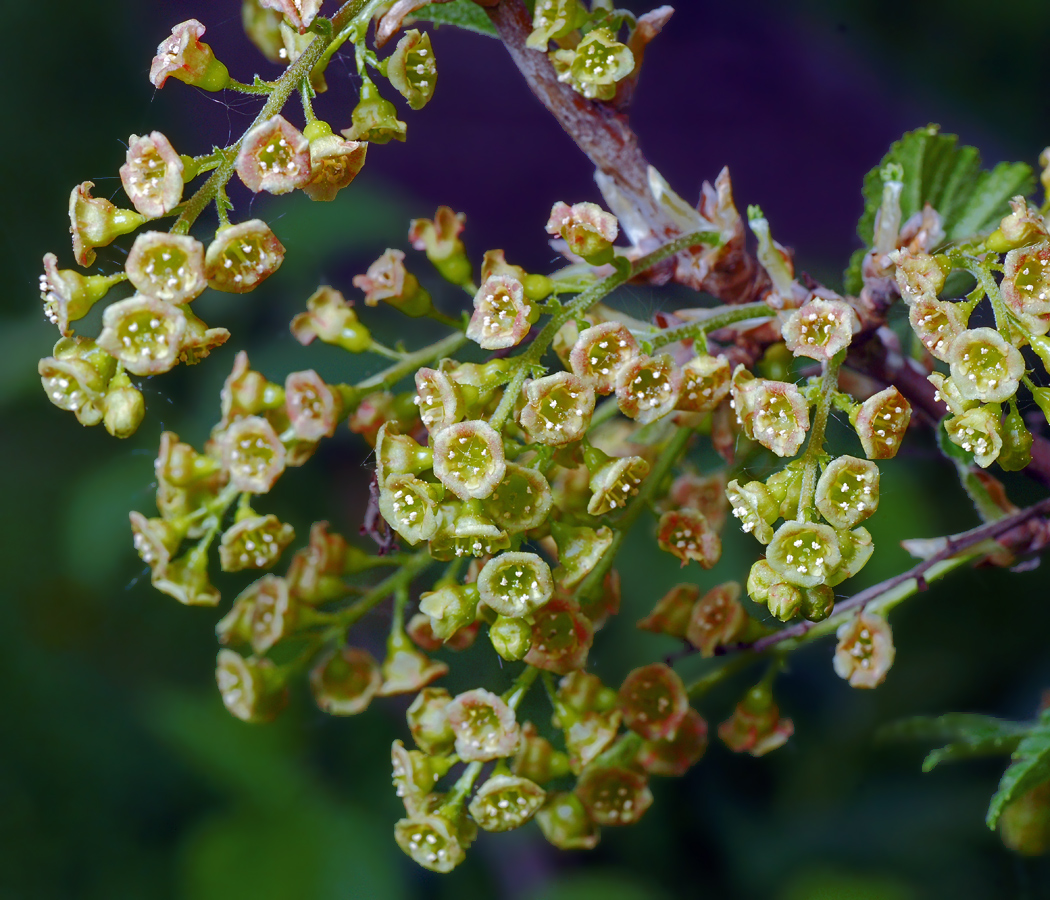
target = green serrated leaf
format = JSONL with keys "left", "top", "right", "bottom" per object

{"left": 881, "top": 712, "right": 1027, "bottom": 748}
{"left": 843, "top": 125, "right": 1034, "bottom": 293}
{"left": 988, "top": 710, "right": 1050, "bottom": 829}
{"left": 412, "top": 0, "right": 498, "bottom": 36}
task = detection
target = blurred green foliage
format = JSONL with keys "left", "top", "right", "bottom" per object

{"left": 3, "top": 1, "right": 1050, "bottom": 898}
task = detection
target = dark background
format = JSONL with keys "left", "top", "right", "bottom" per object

{"left": 3, "top": 1, "right": 1050, "bottom": 897}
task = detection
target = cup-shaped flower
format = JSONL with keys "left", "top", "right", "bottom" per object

{"left": 394, "top": 813, "right": 468, "bottom": 874}
{"left": 155, "top": 432, "right": 222, "bottom": 489}
{"left": 38, "top": 347, "right": 111, "bottom": 427}
{"left": 391, "top": 740, "right": 449, "bottom": 815}
{"left": 718, "top": 684, "right": 794, "bottom": 757}
{"left": 478, "top": 551, "right": 554, "bottom": 618}
{"left": 894, "top": 250, "right": 946, "bottom": 303}
{"left": 782, "top": 296, "right": 858, "bottom": 361}
{"left": 342, "top": 80, "right": 407, "bottom": 144}
{"left": 524, "top": 596, "right": 594, "bottom": 674}
{"left": 676, "top": 354, "right": 731, "bottom": 413}
{"left": 302, "top": 127, "right": 367, "bottom": 202}
{"left": 386, "top": 30, "right": 437, "bottom": 110}
{"left": 615, "top": 353, "right": 682, "bottom": 424}
{"left": 555, "top": 28, "right": 634, "bottom": 103}
{"left": 414, "top": 366, "right": 465, "bottom": 432}
{"left": 379, "top": 474, "right": 440, "bottom": 545}
{"left": 221, "top": 415, "right": 287, "bottom": 493}
{"left": 815, "top": 455, "right": 880, "bottom": 530}
{"left": 557, "top": 670, "right": 618, "bottom": 715}
{"left": 909, "top": 296, "right": 970, "bottom": 361}
{"left": 407, "top": 687, "right": 455, "bottom": 754}
{"left": 468, "top": 773, "right": 546, "bottom": 832}
{"left": 833, "top": 611, "right": 895, "bottom": 688}
{"left": 726, "top": 479, "right": 778, "bottom": 544}
{"left": 466, "top": 275, "right": 534, "bottom": 350}
{"left": 536, "top": 792, "right": 600, "bottom": 850}
{"left": 409, "top": 206, "right": 471, "bottom": 284}
{"left": 428, "top": 500, "right": 510, "bottom": 560}
{"left": 637, "top": 708, "right": 709, "bottom": 777}
{"left": 205, "top": 219, "right": 286, "bottom": 293}
{"left": 766, "top": 520, "right": 841, "bottom": 588}
{"left": 291, "top": 286, "right": 370, "bottom": 353}
{"left": 150, "top": 19, "right": 230, "bottom": 90}
{"left": 569, "top": 322, "right": 640, "bottom": 394}
{"left": 97, "top": 295, "right": 187, "bottom": 376}
{"left": 945, "top": 405, "right": 1003, "bottom": 468}
{"left": 852, "top": 386, "right": 911, "bottom": 460}
{"left": 352, "top": 248, "right": 430, "bottom": 315}
{"left": 520, "top": 372, "right": 595, "bottom": 445}
{"left": 284, "top": 520, "right": 351, "bottom": 603}
{"left": 618, "top": 663, "right": 689, "bottom": 742}
{"left": 550, "top": 522, "right": 614, "bottom": 589}
{"left": 39, "top": 253, "right": 123, "bottom": 337}
{"left": 125, "top": 232, "right": 206, "bottom": 304}
{"left": 432, "top": 420, "right": 506, "bottom": 500}
{"left": 377, "top": 422, "right": 438, "bottom": 483}
{"left": 526, "top": 0, "right": 583, "bottom": 48}
{"left": 657, "top": 509, "right": 721, "bottom": 568}
{"left": 179, "top": 307, "right": 231, "bottom": 366}
{"left": 285, "top": 369, "right": 345, "bottom": 441}
{"left": 446, "top": 688, "right": 520, "bottom": 761}
{"left": 1002, "top": 243, "right": 1050, "bottom": 317}
{"left": 215, "top": 649, "right": 287, "bottom": 723}
{"left": 824, "top": 526, "right": 874, "bottom": 588}
{"left": 68, "top": 182, "right": 146, "bottom": 267}
{"left": 586, "top": 452, "right": 649, "bottom": 515}
{"left": 218, "top": 352, "right": 284, "bottom": 427}
{"left": 746, "top": 558, "right": 794, "bottom": 614}
{"left": 219, "top": 513, "right": 295, "bottom": 572}
{"left": 948, "top": 327, "right": 1024, "bottom": 404}
{"left": 153, "top": 547, "right": 221, "bottom": 607}
{"left": 119, "top": 132, "right": 184, "bottom": 218}
{"left": 242, "top": 0, "right": 285, "bottom": 62}
{"left": 685, "top": 582, "right": 747, "bottom": 656}
{"left": 489, "top": 615, "right": 532, "bottom": 661}
{"left": 217, "top": 574, "right": 298, "bottom": 653}
{"left": 419, "top": 583, "right": 480, "bottom": 641}
{"left": 377, "top": 633, "right": 449, "bottom": 696}
{"left": 575, "top": 765, "right": 652, "bottom": 826}
{"left": 546, "top": 200, "right": 620, "bottom": 263}
{"left": 129, "top": 511, "right": 183, "bottom": 572}
{"left": 636, "top": 584, "right": 700, "bottom": 639}
{"left": 514, "top": 721, "right": 571, "bottom": 783}
{"left": 748, "top": 379, "right": 811, "bottom": 457}
{"left": 563, "top": 709, "right": 621, "bottom": 774}
{"left": 258, "top": 0, "right": 322, "bottom": 32}
{"left": 309, "top": 646, "right": 382, "bottom": 715}
{"left": 482, "top": 463, "right": 553, "bottom": 534}
{"left": 235, "top": 115, "right": 311, "bottom": 195}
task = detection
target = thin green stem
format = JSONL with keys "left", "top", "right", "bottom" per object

{"left": 226, "top": 78, "right": 274, "bottom": 95}
{"left": 650, "top": 301, "right": 775, "bottom": 351}
{"left": 327, "top": 548, "right": 435, "bottom": 632}
{"left": 686, "top": 653, "right": 761, "bottom": 699}
{"left": 367, "top": 340, "right": 406, "bottom": 362}
{"left": 502, "top": 665, "right": 540, "bottom": 710}
{"left": 796, "top": 350, "right": 843, "bottom": 521}
{"left": 439, "top": 762, "right": 483, "bottom": 818}
{"left": 356, "top": 331, "right": 467, "bottom": 392}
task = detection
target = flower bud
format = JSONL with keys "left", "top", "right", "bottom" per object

{"left": 386, "top": 30, "right": 437, "bottom": 110}
{"left": 657, "top": 509, "right": 721, "bottom": 568}
{"left": 205, "top": 220, "right": 286, "bottom": 293}
{"left": 766, "top": 520, "right": 841, "bottom": 588}
{"left": 815, "top": 455, "right": 880, "bottom": 530}
{"left": 219, "top": 511, "right": 295, "bottom": 572}
{"left": 150, "top": 19, "right": 230, "bottom": 91}
{"left": 718, "top": 683, "right": 793, "bottom": 756}
{"left": 446, "top": 688, "right": 520, "bottom": 761}
{"left": 833, "top": 611, "right": 895, "bottom": 688}
{"left": 585, "top": 447, "right": 649, "bottom": 515}
{"left": 342, "top": 79, "right": 407, "bottom": 144}
{"left": 309, "top": 646, "right": 382, "bottom": 715}
{"left": 550, "top": 522, "right": 614, "bottom": 589}
{"left": 489, "top": 615, "right": 532, "bottom": 661}
{"left": 615, "top": 353, "right": 682, "bottom": 424}
{"left": 96, "top": 294, "right": 187, "bottom": 376}
{"left": 39, "top": 253, "right": 123, "bottom": 337}
{"left": 782, "top": 296, "right": 858, "bottom": 361}
{"left": 618, "top": 663, "right": 689, "bottom": 742}
{"left": 477, "top": 551, "right": 554, "bottom": 617}
{"left": 235, "top": 114, "right": 311, "bottom": 194}
{"left": 99, "top": 370, "right": 144, "bottom": 438}
{"left": 1000, "top": 401, "right": 1034, "bottom": 472}
{"left": 520, "top": 372, "right": 595, "bottom": 445}
{"left": 352, "top": 248, "right": 430, "bottom": 315}
{"left": 301, "top": 124, "right": 368, "bottom": 202}
{"left": 408, "top": 206, "right": 471, "bottom": 285}
{"left": 151, "top": 545, "right": 220, "bottom": 607}
{"left": 557, "top": 670, "right": 618, "bottom": 715}
{"left": 676, "top": 354, "right": 731, "bottom": 413}
{"left": 636, "top": 584, "right": 700, "bottom": 639}
{"left": 575, "top": 766, "right": 652, "bottom": 826}
{"left": 432, "top": 420, "right": 506, "bottom": 500}
{"left": 852, "top": 387, "right": 911, "bottom": 460}
{"left": 221, "top": 416, "right": 287, "bottom": 493}
{"left": 948, "top": 327, "right": 1024, "bottom": 404}
{"left": 419, "top": 583, "right": 480, "bottom": 641}
{"left": 216, "top": 649, "right": 287, "bottom": 723}
{"left": 800, "top": 583, "right": 835, "bottom": 621}
{"left": 469, "top": 773, "right": 546, "bottom": 832}
{"left": 514, "top": 722, "right": 571, "bottom": 783}
{"left": 1000, "top": 782, "right": 1050, "bottom": 856}
{"left": 68, "top": 182, "right": 146, "bottom": 267}
{"left": 377, "top": 630, "right": 449, "bottom": 696}
{"left": 726, "top": 479, "right": 778, "bottom": 544}
{"left": 524, "top": 596, "right": 594, "bottom": 674}
{"left": 638, "top": 708, "right": 709, "bottom": 777}
{"left": 945, "top": 404, "right": 1003, "bottom": 468}
{"left": 394, "top": 812, "right": 468, "bottom": 873}
{"left": 124, "top": 231, "right": 206, "bottom": 304}
{"left": 482, "top": 463, "right": 553, "bottom": 534}
{"left": 536, "top": 792, "right": 600, "bottom": 850}
{"left": 685, "top": 582, "right": 746, "bottom": 656}
{"left": 569, "top": 322, "right": 639, "bottom": 394}
{"left": 119, "top": 132, "right": 184, "bottom": 218}
{"left": 407, "top": 687, "right": 455, "bottom": 754}
{"left": 466, "top": 275, "right": 535, "bottom": 350}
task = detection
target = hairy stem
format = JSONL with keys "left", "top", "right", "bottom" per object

{"left": 796, "top": 351, "right": 844, "bottom": 521}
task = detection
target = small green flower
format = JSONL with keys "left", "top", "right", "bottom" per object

{"left": 386, "top": 30, "right": 437, "bottom": 110}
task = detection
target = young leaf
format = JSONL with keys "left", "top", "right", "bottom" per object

{"left": 844, "top": 125, "right": 1034, "bottom": 294}
{"left": 881, "top": 712, "right": 1026, "bottom": 773}
{"left": 987, "top": 710, "right": 1050, "bottom": 829}
{"left": 412, "top": 0, "right": 498, "bottom": 36}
